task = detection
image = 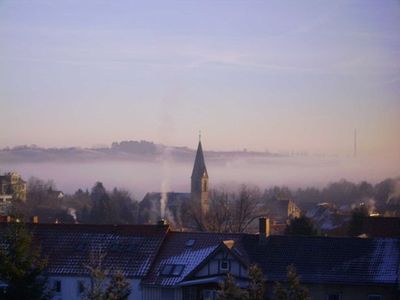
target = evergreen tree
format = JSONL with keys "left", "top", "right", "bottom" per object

{"left": 90, "top": 182, "right": 116, "bottom": 224}
{"left": 248, "top": 264, "right": 266, "bottom": 300}
{"left": 84, "top": 250, "right": 131, "bottom": 300}
{"left": 0, "top": 222, "right": 49, "bottom": 300}
{"left": 104, "top": 271, "right": 131, "bottom": 300}
{"left": 347, "top": 205, "right": 368, "bottom": 236}
{"left": 273, "top": 265, "right": 310, "bottom": 300}
{"left": 285, "top": 216, "right": 317, "bottom": 236}
{"left": 217, "top": 273, "right": 249, "bottom": 300}
{"left": 85, "top": 265, "right": 106, "bottom": 300}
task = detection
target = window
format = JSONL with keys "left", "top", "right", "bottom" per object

{"left": 0, "top": 283, "right": 8, "bottom": 295}
{"left": 53, "top": 280, "right": 61, "bottom": 293}
{"left": 160, "top": 264, "right": 174, "bottom": 275}
{"left": 203, "top": 289, "right": 217, "bottom": 300}
{"left": 368, "top": 295, "right": 382, "bottom": 300}
{"left": 185, "top": 239, "right": 195, "bottom": 247}
{"left": 203, "top": 181, "right": 207, "bottom": 192}
{"left": 160, "top": 264, "right": 185, "bottom": 276}
{"left": 172, "top": 265, "right": 184, "bottom": 276}
{"left": 77, "top": 280, "right": 85, "bottom": 295}
{"left": 326, "top": 294, "right": 341, "bottom": 300}
{"left": 220, "top": 259, "right": 229, "bottom": 271}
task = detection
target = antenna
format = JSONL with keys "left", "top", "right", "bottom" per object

{"left": 354, "top": 128, "right": 357, "bottom": 158}
{"left": 199, "top": 130, "right": 202, "bottom": 142}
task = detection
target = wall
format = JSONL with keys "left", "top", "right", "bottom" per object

{"left": 48, "top": 276, "right": 142, "bottom": 300}
{"left": 194, "top": 250, "right": 247, "bottom": 279}
{"left": 265, "top": 282, "right": 398, "bottom": 300}
{"left": 142, "top": 286, "right": 182, "bottom": 300}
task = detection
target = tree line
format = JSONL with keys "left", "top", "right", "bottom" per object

{"left": 11, "top": 176, "right": 400, "bottom": 233}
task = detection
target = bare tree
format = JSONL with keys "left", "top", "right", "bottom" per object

{"left": 204, "top": 189, "right": 231, "bottom": 232}
{"left": 184, "top": 185, "right": 265, "bottom": 233}
{"left": 229, "top": 185, "right": 262, "bottom": 233}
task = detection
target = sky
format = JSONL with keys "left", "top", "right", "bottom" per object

{"left": 0, "top": 0, "right": 399, "bottom": 158}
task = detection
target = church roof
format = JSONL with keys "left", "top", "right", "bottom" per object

{"left": 191, "top": 141, "right": 208, "bottom": 179}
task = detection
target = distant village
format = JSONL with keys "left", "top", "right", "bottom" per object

{"left": 1, "top": 140, "right": 400, "bottom": 300}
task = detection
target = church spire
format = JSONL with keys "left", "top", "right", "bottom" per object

{"left": 191, "top": 136, "right": 209, "bottom": 215}
{"left": 191, "top": 139, "right": 208, "bottom": 179}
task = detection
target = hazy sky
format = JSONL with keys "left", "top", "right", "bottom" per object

{"left": 0, "top": 0, "right": 399, "bottom": 158}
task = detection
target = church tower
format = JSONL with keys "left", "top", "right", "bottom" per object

{"left": 191, "top": 137, "right": 209, "bottom": 215}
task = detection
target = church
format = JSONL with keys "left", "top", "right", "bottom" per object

{"left": 139, "top": 139, "right": 209, "bottom": 227}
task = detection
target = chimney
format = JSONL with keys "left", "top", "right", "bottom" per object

{"left": 31, "top": 216, "right": 39, "bottom": 224}
{"left": 259, "top": 217, "right": 270, "bottom": 244}
{"left": 157, "top": 218, "right": 167, "bottom": 226}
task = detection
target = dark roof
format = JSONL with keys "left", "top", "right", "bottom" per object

{"left": 0, "top": 223, "right": 169, "bottom": 278}
{"left": 243, "top": 235, "right": 400, "bottom": 286}
{"left": 362, "top": 217, "right": 400, "bottom": 238}
{"left": 191, "top": 141, "right": 208, "bottom": 179}
{"left": 144, "top": 231, "right": 246, "bottom": 287}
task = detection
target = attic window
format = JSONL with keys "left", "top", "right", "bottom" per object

{"left": 220, "top": 260, "right": 229, "bottom": 271}
{"left": 160, "top": 264, "right": 185, "bottom": 276}
{"left": 185, "top": 239, "right": 195, "bottom": 247}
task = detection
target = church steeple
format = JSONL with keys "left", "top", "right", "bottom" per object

{"left": 191, "top": 138, "right": 209, "bottom": 214}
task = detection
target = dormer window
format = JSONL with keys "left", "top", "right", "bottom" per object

{"left": 160, "top": 264, "right": 185, "bottom": 276}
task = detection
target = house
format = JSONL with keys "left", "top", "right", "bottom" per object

{"left": 0, "top": 172, "right": 27, "bottom": 201}
{"left": 1, "top": 219, "right": 399, "bottom": 300}
{"left": 243, "top": 233, "right": 400, "bottom": 299}
{"left": 266, "top": 198, "right": 302, "bottom": 228}
{"left": 0, "top": 222, "right": 169, "bottom": 300}
{"left": 0, "top": 172, "right": 27, "bottom": 215}
{"left": 142, "top": 231, "right": 247, "bottom": 300}
{"left": 306, "top": 202, "right": 349, "bottom": 235}
{"left": 143, "top": 218, "right": 400, "bottom": 300}
{"left": 0, "top": 194, "right": 12, "bottom": 215}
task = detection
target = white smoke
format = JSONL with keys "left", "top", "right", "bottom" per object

{"left": 365, "top": 198, "right": 377, "bottom": 215}
{"left": 68, "top": 207, "right": 77, "bottom": 223}
{"left": 160, "top": 181, "right": 169, "bottom": 219}
{"left": 160, "top": 147, "right": 172, "bottom": 219}
{"left": 387, "top": 179, "right": 400, "bottom": 205}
